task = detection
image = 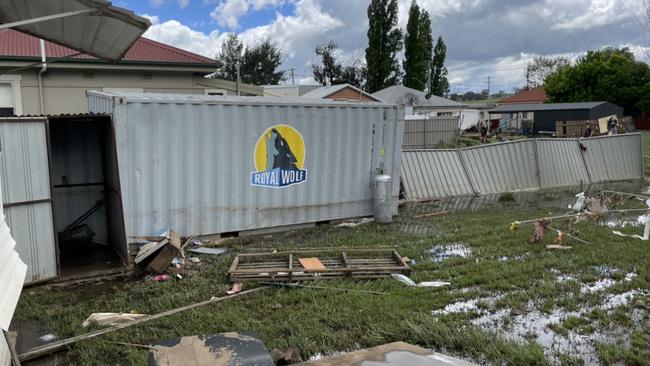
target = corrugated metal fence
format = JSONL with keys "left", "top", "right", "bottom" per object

{"left": 401, "top": 133, "right": 644, "bottom": 200}
{"left": 403, "top": 117, "right": 458, "bottom": 149}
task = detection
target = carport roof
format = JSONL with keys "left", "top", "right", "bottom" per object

{"left": 489, "top": 102, "right": 609, "bottom": 113}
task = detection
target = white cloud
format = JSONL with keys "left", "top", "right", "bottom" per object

{"left": 178, "top": 0, "right": 190, "bottom": 8}
{"left": 143, "top": 17, "right": 224, "bottom": 58}
{"left": 211, "top": 0, "right": 250, "bottom": 29}
{"left": 551, "top": 0, "right": 640, "bottom": 30}
{"left": 250, "top": 0, "right": 284, "bottom": 10}
{"left": 149, "top": 0, "right": 165, "bottom": 7}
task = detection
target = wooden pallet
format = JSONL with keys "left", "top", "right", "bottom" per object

{"left": 228, "top": 249, "right": 411, "bottom": 282}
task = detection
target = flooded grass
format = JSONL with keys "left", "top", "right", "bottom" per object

{"left": 13, "top": 174, "right": 650, "bottom": 365}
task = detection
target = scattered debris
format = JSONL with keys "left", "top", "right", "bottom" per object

{"left": 152, "top": 275, "right": 170, "bottom": 282}
{"left": 148, "top": 332, "right": 274, "bottom": 366}
{"left": 226, "top": 283, "right": 242, "bottom": 295}
{"left": 188, "top": 257, "right": 201, "bottom": 263}
{"left": 297, "top": 258, "right": 326, "bottom": 272}
{"left": 391, "top": 274, "right": 451, "bottom": 288}
{"left": 187, "top": 247, "right": 227, "bottom": 256}
{"left": 82, "top": 313, "right": 148, "bottom": 327}
{"left": 228, "top": 249, "right": 411, "bottom": 282}
{"left": 569, "top": 192, "right": 586, "bottom": 212}
{"left": 545, "top": 245, "right": 572, "bottom": 250}
{"left": 413, "top": 210, "right": 449, "bottom": 219}
{"left": 336, "top": 217, "right": 374, "bottom": 227}
{"left": 135, "top": 230, "right": 183, "bottom": 274}
{"left": 531, "top": 220, "right": 548, "bottom": 244}
{"left": 18, "top": 288, "right": 269, "bottom": 362}
{"left": 38, "top": 334, "right": 56, "bottom": 343}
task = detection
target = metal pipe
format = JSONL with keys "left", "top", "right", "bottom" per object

{"left": 37, "top": 39, "right": 47, "bottom": 114}
{"left": 0, "top": 9, "right": 95, "bottom": 30}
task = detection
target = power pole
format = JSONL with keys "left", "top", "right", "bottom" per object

{"left": 236, "top": 61, "right": 241, "bottom": 96}
{"left": 290, "top": 68, "right": 295, "bottom": 85}
{"left": 486, "top": 76, "right": 491, "bottom": 102}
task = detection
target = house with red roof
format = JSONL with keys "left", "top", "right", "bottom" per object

{"left": 0, "top": 29, "right": 262, "bottom": 115}
{"left": 496, "top": 87, "right": 548, "bottom": 105}
{"left": 490, "top": 87, "right": 549, "bottom": 132}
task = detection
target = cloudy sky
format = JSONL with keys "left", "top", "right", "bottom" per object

{"left": 116, "top": 0, "right": 648, "bottom": 92}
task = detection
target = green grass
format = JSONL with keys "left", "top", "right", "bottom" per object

{"left": 12, "top": 132, "right": 650, "bottom": 365}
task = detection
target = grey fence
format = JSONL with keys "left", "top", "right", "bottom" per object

{"left": 401, "top": 133, "right": 644, "bottom": 200}
{"left": 403, "top": 117, "right": 459, "bottom": 149}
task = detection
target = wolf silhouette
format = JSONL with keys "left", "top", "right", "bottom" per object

{"left": 265, "top": 128, "right": 299, "bottom": 171}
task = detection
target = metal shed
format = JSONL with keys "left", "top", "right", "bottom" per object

{"left": 489, "top": 102, "right": 624, "bottom": 134}
{"left": 86, "top": 91, "right": 403, "bottom": 238}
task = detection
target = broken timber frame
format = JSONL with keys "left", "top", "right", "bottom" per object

{"left": 228, "top": 248, "right": 411, "bottom": 283}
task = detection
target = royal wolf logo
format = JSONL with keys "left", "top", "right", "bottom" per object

{"left": 251, "top": 125, "right": 307, "bottom": 188}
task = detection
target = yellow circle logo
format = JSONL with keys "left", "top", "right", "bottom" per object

{"left": 254, "top": 124, "right": 305, "bottom": 172}
{"left": 251, "top": 124, "right": 307, "bottom": 188}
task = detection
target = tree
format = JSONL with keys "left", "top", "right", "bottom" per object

{"left": 403, "top": 2, "right": 432, "bottom": 91}
{"left": 429, "top": 36, "right": 449, "bottom": 97}
{"left": 525, "top": 56, "right": 570, "bottom": 88}
{"left": 215, "top": 33, "right": 243, "bottom": 82}
{"left": 365, "top": 0, "right": 402, "bottom": 93}
{"left": 545, "top": 47, "right": 650, "bottom": 116}
{"left": 312, "top": 41, "right": 365, "bottom": 88}
{"left": 240, "top": 38, "right": 284, "bottom": 85}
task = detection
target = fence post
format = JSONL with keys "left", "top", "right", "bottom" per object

{"left": 457, "top": 148, "right": 478, "bottom": 195}
{"left": 576, "top": 138, "right": 593, "bottom": 184}
{"left": 533, "top": 138, "right": 542, "bottom": 189}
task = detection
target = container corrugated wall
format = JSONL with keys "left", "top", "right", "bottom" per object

{"left": 581, "top": 134, "right": 643, "bottom": 182}
{"left": 89, "top": 92, "right": 403, "bottom": 238}
{"left": 460, "top": 140, "right": 539, "bottom": 194}
{"left": 536, "top": 138, "right": 590, "bottom": 188}
{"left": 0, "top": 119, "right": 57, "bottom": 283}
{"left": 403, "top": 117, "right": 458, "bottom": 149}
{"left": 400, "top": 134, "right": 643, "bottom": 201}
{"left": 400, "top": 150, "right": 474, "bottom": 199}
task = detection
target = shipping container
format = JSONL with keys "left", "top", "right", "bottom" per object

{"left": 0, "top": 92, "right": 404, "bottom": 283}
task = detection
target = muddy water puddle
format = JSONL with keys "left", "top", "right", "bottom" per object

{"left": 428, "top": 243, "right": 472, "bottom": 262}
{"left": 432, "top": 268, "right": 648, "bottom": 364}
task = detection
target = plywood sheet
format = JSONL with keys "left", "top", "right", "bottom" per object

{"left": 298, "top": 258, "right": 326, "bottom": 272}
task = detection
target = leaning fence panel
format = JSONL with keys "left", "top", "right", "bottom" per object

{"left": 536, "top": 138, "right": 591, "bottom": 188}
{"left": 581, "top": 133, "right": 643, "bottom": 182}
{"left": 403, "top": 117, "right": 458, "bottom": 149}
{"left": 459, "top": 139, "right": 539, "bottom": 194}
{"left": 400, "top": 150, "right": 474, "bottom": 200}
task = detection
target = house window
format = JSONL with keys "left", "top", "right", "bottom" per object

{"left": 204, "top": 89, "right": 227, "bottom": 96}
{"left": 438, "top": 112, "right": 453, "bottom": 117}
{"left": 0, "top": 75, "right": 23, "bottom": 115}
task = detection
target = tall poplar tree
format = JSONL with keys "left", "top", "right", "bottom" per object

{"left": 365, "top": 0, "right": 402, "bottom": 93}
{"left": 429, "top": 36, "right": 449, "bottom": 97}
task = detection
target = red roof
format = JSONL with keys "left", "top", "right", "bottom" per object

{"left": 498, "top": 87, "right": 548, "bottom": 104}
{"left": 0, "top": 29, "right": 217, "bottom": 65}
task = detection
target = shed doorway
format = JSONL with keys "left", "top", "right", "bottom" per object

{"left": 48, "top": 115, "right": 127, "bottom": 279}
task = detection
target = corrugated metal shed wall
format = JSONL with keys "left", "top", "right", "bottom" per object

{"left": 581, "top": 134, "right": 643, "bottom": 182}
{"left": 460, "top": 140, "right": 539, "bottom": 194}
{"left": 536, "top": 138, "right": 590, "bottom": 188}
{"left": 403, "top": 117, "right": 458, "bottom": 149}
{"left": 0, "top": 119, "right": 57, "bottom": 283}
{"left": 400, "top": 134, "right": 643, "bottom": 200}
{"left": 400, "top": 150, "right": 474, "bottom": 199}
{"left": 89, "top": 92, "right": 402, "bottom": 237}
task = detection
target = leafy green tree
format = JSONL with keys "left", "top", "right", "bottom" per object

{"left": 525, "top": 56, "right": 570, "bottom": 88}
{"left": 429, "top": 36, "right": 449, "bottom": 97}
{"left": 545, "top": 47, "right": 650, "bottom": 116}
{"left": 312, "top": 41, "right": 366, "bottom": 88}
{"left": 365, "top": 0, "right": 402, "bottom": 93}
{"left": 240, "top": 38, "right": 284, "bottom": 85}
{"left": 215, "top": 33, "right": 243, "bottom": 82}
{"left": 403, "top": 2, "right": 432, "bottom": 91}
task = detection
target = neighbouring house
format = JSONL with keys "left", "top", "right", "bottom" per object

{"left": 488, "top": 101, "right": 624, "bottom": 134}
{"left": 301, "top": 84, "right": 381, "bottom": 102}
{"left": 0, "top": 29, "right": 262, "bottom": 115}
{"left": 496, "top": 87, "right": 548, "bottom": 105}
{"left": 263, "top": 84, "right": 321, "bottom": 97}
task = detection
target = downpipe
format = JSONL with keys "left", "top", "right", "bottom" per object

{"left": 37, "top": 39, "right": 47, "bottom": 115}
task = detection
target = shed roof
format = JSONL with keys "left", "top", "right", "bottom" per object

{"left": 0, "top": 29, "right": 217, "bottom": 66}
{"left": 489, "top": 102, "right": 610, "bottom": 113}
{"left": 371, "top": 85, "right": 463, "bottom": 107}
{"left": 300, "top": 84, "right": 380, "bottom": 101}
{"left": 497, "top": 87, "right": 548, "bottom": 104}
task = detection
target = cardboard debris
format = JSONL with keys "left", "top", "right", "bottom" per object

{"left": 82, "top": 313, "right": 148, "bottom": 327}
{"left": 134, "top": 230, "right": 183, "bottom": 274}
{"left": 298, "top": 258, "right": 327, "bottom": 272}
